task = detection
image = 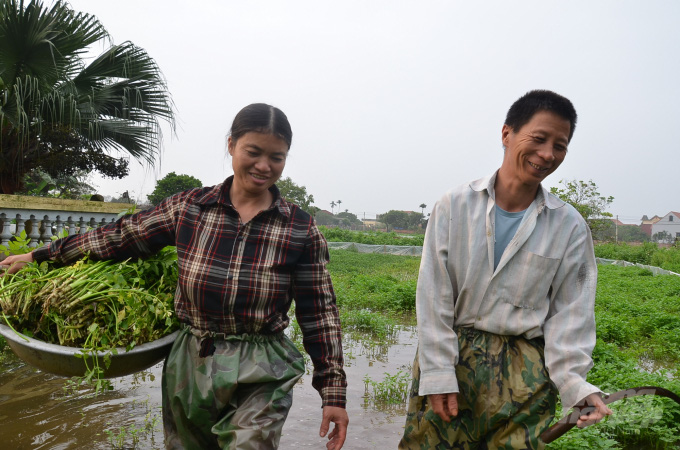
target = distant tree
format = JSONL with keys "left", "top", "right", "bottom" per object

{"left": 593, "top": 220, "right": 649, "bottom": 243}
{"left": 330, "top": 201, "right": 336, "bottom": 214}
{"left": 419, "top": 203, "right": 427, "bottom": 215}
{"left": 147, "top": 172, "right": 202, "bottom": 205}
{"left": 315, "top": 210, "right": 339, "bottom": 226}
{"left": 336, "top": 211, "right": 362, "bottom": 227}
{"left": 276, "top": 177, "right": 317, "bottom": 215}
{"left": 379, "top": 210, "right": 411, "bottom": 231}
{"left": 618, "top": 225, "right": 650, "bottom": 243}
{"left": 337, "top": 200, "right": 342, "bottom": 211}
{"left": 550, "top": 179, "right": 614, "bottom": 236}
{"left": 409, "top": 211, "right": 425, "bottom": 228}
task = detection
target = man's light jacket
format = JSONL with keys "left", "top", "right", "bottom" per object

{"left": 417, "top": 172, "right": 601, "bottom": 410}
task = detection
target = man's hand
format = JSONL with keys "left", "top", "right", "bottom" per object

{"left": 319, "top": 405, "right": 348, "bottom": 450}
{"left": 428, "top": 393, "right": 459, "bottom": 422}
{"left": 576, "top": 393, "right": 612, "bottom": 428}
{"left": 0, "top": 252, "right": 34, "bottom": 275}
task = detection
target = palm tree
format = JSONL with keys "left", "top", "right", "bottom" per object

{"left": 337, "top": 199, "right": 342, "bottom": 212}
{"left": 0, "top": 0, "right": 175, "bottom": 194}
{"left": 330, "top": 200, "right": 336, "bottom": 214}
{"left": 419, "top": 203, "right": 427, "bottom": 215}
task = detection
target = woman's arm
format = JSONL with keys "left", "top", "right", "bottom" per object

{"left": 31, "top": 194, "right": 184, "bottom": 265}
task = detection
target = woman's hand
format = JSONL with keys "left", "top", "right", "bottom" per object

{"left": 0, "top": 252, "right": 34, "bottom": 275}
{"left": 319, "top": 405, "right": 348, "bottom": 450}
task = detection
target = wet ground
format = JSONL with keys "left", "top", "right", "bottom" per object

{"left": 0, "top": 325, "right": 417, "bottom": 449}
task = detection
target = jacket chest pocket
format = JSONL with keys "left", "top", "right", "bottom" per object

{"left": 498, "top": 249, "right": 560, "bottom": 311}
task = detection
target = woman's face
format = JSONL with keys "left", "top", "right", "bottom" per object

{"left": 228, "top": 132, "right": 289, "bottom": 199}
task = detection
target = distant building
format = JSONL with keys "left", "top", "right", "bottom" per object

{"left": 650, "top": 212, "right": 680, "bottom": 242}
{"left": 362, "top": 218, "right": 379, "bottom": 229}
{"left": 640, "top": 214, "right": 662, "bottom": 237}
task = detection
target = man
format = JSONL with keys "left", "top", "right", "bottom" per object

{"left": 399, "top": 90, "right": 611, "bottom": 449}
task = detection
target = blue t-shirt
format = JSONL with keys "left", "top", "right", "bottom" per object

{"left": 494, "top": 206, "right": 526, "bottom": 269}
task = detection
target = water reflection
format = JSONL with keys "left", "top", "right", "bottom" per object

{"left": 0, "top": 320, "right": 418, "bottom": 449}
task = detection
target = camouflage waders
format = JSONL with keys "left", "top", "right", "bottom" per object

{"left": 162, "top": 326, "right": 305, "bottom": 450}
{"left": 399, "top": 327, "right": 557, "bottom": 449}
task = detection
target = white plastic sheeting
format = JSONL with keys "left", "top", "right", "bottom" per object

{"left": 595, "top": 258, "right": 680, "bottom": 277}
{"left": 326, "top": 242, "right": 422, "bottom": 256}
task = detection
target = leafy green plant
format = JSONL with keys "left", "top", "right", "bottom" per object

{"left": 329, "top": 250, "right": 420, "bottom": 312}
{"left": 339, "top": 308, "right": 397, "bottom": 339}
{"left": 0, "top": 245, "right": 179, "bottom": 392}
{"left": 363, "top": 370, "right": 411, "bottom": 405}
{"left": 320, "top": 226, "right": 425, "bottom": 246}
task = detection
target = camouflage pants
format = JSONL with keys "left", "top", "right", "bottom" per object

{"left": 399, "top": 327, "right": 557, "bottom": 450}
{"left": 162, "top": 326, "right": 305, "bottom": 450}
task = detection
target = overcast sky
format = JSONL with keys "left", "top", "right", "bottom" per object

{"left": 64, "top": 0, "right": 679, "bottom": 224}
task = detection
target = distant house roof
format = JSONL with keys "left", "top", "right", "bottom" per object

{"left": 610, "top": 218, "right": 625, "bottom": 226}
{"left": 640, "top": 215, "right": 662, "bottom": 225}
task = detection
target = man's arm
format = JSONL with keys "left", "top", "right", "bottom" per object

{"left": 416, "top": 195, "right": 460, "bottom": 396}
{"left": 543, "top": 218, "right": 603, "bottom": 411}
{"left": 31, "top": 193, "right": 182, "bottom": 265}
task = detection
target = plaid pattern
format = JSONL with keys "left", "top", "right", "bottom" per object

{"left": 33, "top": 177, "right": 347, "bottom": 407}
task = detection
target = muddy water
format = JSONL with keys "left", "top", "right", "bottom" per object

{"left": 0, "top": 325, "right": 417, "bottom": 449}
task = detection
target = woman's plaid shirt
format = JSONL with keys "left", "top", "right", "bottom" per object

{"left": 32, "top": 177, "right": 347, "bottom": 407}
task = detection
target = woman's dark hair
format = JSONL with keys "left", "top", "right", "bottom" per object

{"left": 505, "top": 90, "right": 577, "bottom": 142}
{"left": 229, "top": 103, "right": 293, "bottom": 149}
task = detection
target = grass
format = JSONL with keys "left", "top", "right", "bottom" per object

{"left": 328, "top": 249, "right": 420, "bottom": 311}
{"left": 320, "top": 226, "right": 425, "bottom": 246}
{"left": 595, "top": 265, "right": 680, "bottom": 363}
{"left": 328, "top": 249, "right": 680, "bottom": 449}
{"left": 363, "top": 370, "right": 411, "bottom": 406}
{"left": 595, "top": 242, "right": 680, "bottom": 273}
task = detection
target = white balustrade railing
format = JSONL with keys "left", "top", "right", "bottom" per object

{"left": 0, "top": 194, "right": 131, "bottom": 257}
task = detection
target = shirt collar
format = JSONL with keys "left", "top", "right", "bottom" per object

{"left": 470, "top": 171, "right": 565, "bottom": 211}
{"left": 195, "top": 176, "right": 291, "bottom": 218}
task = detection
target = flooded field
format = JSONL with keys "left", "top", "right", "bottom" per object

{"left": 0, "top": 323, "right": 417, "bottom": 449}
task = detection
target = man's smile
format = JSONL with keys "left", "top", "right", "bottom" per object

{"left": 528, "top": 161, "right": 549, "bottom": 171}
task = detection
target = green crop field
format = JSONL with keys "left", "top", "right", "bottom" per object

{"left": 324, "top": 249, "right": 680, "bottom": 449}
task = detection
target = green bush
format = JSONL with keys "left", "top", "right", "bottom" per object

{"left": 594, "top": 242, "right": 658, "bottom": 264}
{"left": 329, "top": 250, "right": 419, "bottom": 312}
{"left": 320, "top": 226, "right": 425, "bottom": 246}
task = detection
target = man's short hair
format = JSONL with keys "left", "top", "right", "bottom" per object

{"left": 504, "top": 90, "right": 577, "bottom": 142}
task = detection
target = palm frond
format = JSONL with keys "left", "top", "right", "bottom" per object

{"left": 0, "top": 0, "right": 108, "bottom": 88}
{"left": 70, "top": 42, "right": 175, "bottom": 123}
{"left": 0, "top": 1, "right": 175, "bottom": 194}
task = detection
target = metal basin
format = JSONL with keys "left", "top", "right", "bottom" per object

{"left": 0, "top": 323, "right": 179, "bottom": 378}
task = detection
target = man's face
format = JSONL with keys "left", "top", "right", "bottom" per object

{"left": 501, "top": 110, "right": 571, "bottom": 188}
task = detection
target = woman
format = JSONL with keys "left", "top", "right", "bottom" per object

{"left": 3, "top": 103, "right": 349, "bottom": 449}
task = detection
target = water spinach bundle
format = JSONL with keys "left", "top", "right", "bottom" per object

{"left": 0, "top": 246, "right": 179, "bottom": 351}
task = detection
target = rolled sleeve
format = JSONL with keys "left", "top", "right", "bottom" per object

{"left": 416, "top": 195, "right": 460, "bottom": 396}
